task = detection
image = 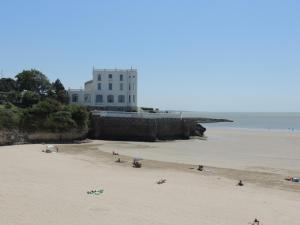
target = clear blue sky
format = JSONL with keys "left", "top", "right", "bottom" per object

{"left": 1, "top": 0, "right": 299, "bottom": 112}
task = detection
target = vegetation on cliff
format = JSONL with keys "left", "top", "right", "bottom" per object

{"left": 0, "top": 70, "right": 88, "bottom": 132}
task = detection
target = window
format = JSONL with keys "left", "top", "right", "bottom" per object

{"left": 109, "top": 83, "right": 113, "bottom": 90}
{"left": 98, "top": 83, "right": 101, "bottom": 90}
{"left": 98, "top": 74, "right": 101, "bottom": 81}
{"left": 72, "top": 94, "right": 78, "bottom": 102}
{"left": 84, "top": 94, "right": 91, "bottom": 103}
{"left": 109, "top": 74, "right": 112, "bottom": 79}
{"left": 133, "top": 83, "right": 135, "bottom": 90}
{"left": 120, "top": 74, "right": 123, "bottom": 81}
{"left": 133, "top": 95, "right": 135, "bottom": 103}
{"left": 118, "top": 95, "right": 125, "bottom": 103}
{"left": 96, "top": 95, "right": 103, "bottom": 103}
{"left": 107, "top": 95, "right": 114, "bottom": 103}
{"left": 129, "top": 84, "right": 131, "bottom": 90}
{"left": 120, "top": 83, "right": 123, "bottom": 91}
{"left": 129, "top": 95, "right": 131, "bottom": 103}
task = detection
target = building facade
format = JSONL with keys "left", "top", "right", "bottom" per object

{"left": 68, "top": 68, "right": 138, "bottom": 111}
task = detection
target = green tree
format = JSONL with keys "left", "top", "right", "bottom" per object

{"left": 21, "top": 91, "right": 40, "bottom": 107}
{"left": 48, "top": 79, "right": 69, "bottom": 104}
{"left": 0, "top": 78, "right": 17, "bottom": 92}
{"left": 15, "top": 69, "right": 51, "bottom": 96}
{"left": 6, "top": 91, "right": 22, "bottom": 105}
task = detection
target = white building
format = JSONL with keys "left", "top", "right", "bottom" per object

{"left": 68, "top": 68, "right": 138, "bottom": 111}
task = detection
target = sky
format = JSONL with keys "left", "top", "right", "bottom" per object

{"left": 1, "top": 0, "right": 300, "bottom": 112}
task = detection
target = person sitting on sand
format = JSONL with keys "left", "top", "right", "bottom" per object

{"left": 115, "top": 157, "right": 121, "bottom": 163}
{"left": 132, "top": 159, "right": 142, "bottom": 168}
{"left": 112, "top": 151, "right": 119, "bottom": 155}
{"left": 197, "top": 165, "right": 204, "bottom": 171}
{"left": 238, "top": 180, "right": 244, "bottom": 186}
{"left": 252, "top": 218, "right": 259, "bottom": 225}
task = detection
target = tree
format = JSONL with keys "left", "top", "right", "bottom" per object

{"left": 48, "top": 79, "right": 69, "bottom": 104}
{"left": 15, "top": 69, "right": 51, "bottom": 96}
{"left": 0, "top": 78, "right": 17, "bottom": 92}
{"left": 21, "top": 91, "right": 40, "bottom": 107}
{"left": 53, "top": 79, "right": 65, "bottom": 92}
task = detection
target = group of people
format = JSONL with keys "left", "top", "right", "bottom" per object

{"left": 111, "top": 151, "right": 262, "bottom": 223}
{"left": 112, "top": 151, "right": 142, "bottom": 168}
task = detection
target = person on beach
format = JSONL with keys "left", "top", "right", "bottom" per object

{"left": 238, "top": 180, "right": 244, "bottom": 186}
{"left": 132, "top": 159, "right": 142, "bottom": 168}
{"left": 112, "top": 151, "right": 119, "bottom": 155}
{"left": 252, "top": 218, "right": 259, "bottom": 225}
{"left": 197, "top": 165, "right": 204, "bottom": 171}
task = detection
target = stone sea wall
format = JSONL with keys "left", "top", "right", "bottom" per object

{"left": 90, "top": 116, "right": 205, "bottom": 141}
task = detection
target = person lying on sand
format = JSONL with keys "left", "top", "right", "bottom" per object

{"left": 157, "top": 178, "right": 167, "bottom": 184}
{"left": 285, "top": 177, "right": 300, "bottom": 182}
{"left": 87, "top": 189, "right": 104, "bottom": 195}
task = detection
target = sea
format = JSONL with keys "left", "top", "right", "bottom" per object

{"left": 181, "top": 112, "right": 300, "bottom": 131}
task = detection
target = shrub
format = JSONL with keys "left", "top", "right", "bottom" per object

{"left": 0, "top": 104, "right": 22, "bottom": 129}
{"left": 21, "top": 91, "right": 40, "bottom": 107}
{"left": 19, "top": 100, "right": 89, "bottom": 132}
{"left": 20, "top": 99, "right": 62, "bottom": 131}
{"left": 44, "top": 111, "right": 76, "bottom": 132}
{"left": 65, "top": 104, "right": 89, "bottom": 129}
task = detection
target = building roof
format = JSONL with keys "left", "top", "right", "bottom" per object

{"left": 93, "top": 68, "right": 137, "bottom": 72}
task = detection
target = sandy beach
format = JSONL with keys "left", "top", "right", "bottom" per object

{"left": 1, "top": 128, "right": 300, "bottom": 225}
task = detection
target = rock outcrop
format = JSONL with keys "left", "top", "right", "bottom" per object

{"left": 0, "top": 129, "right": 88, "bottom": 146}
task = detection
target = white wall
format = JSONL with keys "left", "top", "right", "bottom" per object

{"left": 69, "top": 69, "right": 138, "bottom": 109}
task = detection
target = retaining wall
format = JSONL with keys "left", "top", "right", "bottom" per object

{"left": 0, "top": 129, "right": 88, "bottom": 146}
{"left": 90, "top": 116, "right": 201, "bottom": 141}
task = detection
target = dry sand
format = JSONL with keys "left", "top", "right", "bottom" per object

{"left": 1, "top": 128, "right": 300, "bottom": 225}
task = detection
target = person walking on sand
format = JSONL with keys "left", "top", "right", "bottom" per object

{"left": 252, "top": 218, "right": 259, "bottom": 225}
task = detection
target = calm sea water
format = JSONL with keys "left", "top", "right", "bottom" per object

{"left": 181, "top": 112, "right": 300, "bottom": 131}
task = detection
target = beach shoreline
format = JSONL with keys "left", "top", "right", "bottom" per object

{"left": 1, "top": 128, "right": 300, "bottom": 225}
{"left": 59, "top": 141, "right": 300, "bottom": 193}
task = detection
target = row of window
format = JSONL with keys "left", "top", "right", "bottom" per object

{"left": 95, "top": 94, "right": 135, "bottom": 103}
{"left": 72, "top": 94, "right": 135, "bottom": 104}
{"left": 97, "top": 74, "right": 135, "bottom": 81}
{"left": 97, "top": 82, "right": 135, "bottom": 91}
